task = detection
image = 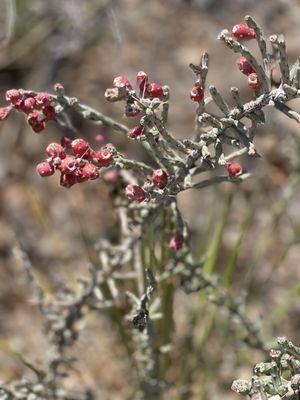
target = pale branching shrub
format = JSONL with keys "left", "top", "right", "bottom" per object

{"left": 232, "top": 337, "right": 300, "bottom": 400}
{"left": 0, "top": 15, "right": 299, "bottom": 400}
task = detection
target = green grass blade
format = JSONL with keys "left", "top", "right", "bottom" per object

{"left": 223, "top": 210, "right": 252, "bottom": 288}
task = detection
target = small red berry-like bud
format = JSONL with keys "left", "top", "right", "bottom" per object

{"left": 60, "top": 172, "right": 77, "bottom": 188}
{"left": 27, "top": 112, "right": 46, "bottom": 133}
{"left": 27, "top": 111, "right": 38, "bottom": 124}
{"left": 35, "top": 92, "right": 52, "bottom": 106}
{"left": 113, "top": 76, "right": 132, "bottom": 90}
{"left": 42, "top": 105, "right": 56, "bottom": 120}
{"left": 103, "top": 169, "right": 119, "bottom": 184}
{"left": 74, "top": 167, "right": 89, "bottom": 183}
{"left": 97, "top": 148, "right": 113, "bottom": 166}
{"left": 75, "top": 168, "right": 89, "bottom": 183}
{"left": 89, "top": 148, "right": 98, "bottom": 161}
{"left": 6, "top": 89, "right": 22, "bottom": 104}
{"left": 11, "top": 99, "right": 24, "bottom": 111}
{"left": 248, "top": 73, "right": 261, "bottom": 90}
{"left": 125, "top": 184, "right": 146, "bottom": 202}
{"left": 190, "top": 86, "right": 204, "bottom": 102}
{"left": 60, "top": 136, "right": 72, "bottom": 148}
{"left": 71, "top": 139, "right": 90, "bottom": 157}
{"left": 46, "top": 143, "right": 66, "bottom": 159}
{"left": 36, "top": 161, "right": 55, "bottom": 177}
{"left": 145, "top": 83, "right": 164, "bottom": 100}
{"left": 128, "top": 125, "right": 144, "bottom": 139}
{"left": 168, "top": 234, "right": 183, "bottom": 251}
{"left": 22, "top": 97, "right": 36, "bottom": 113}
{"left": 136, "top": 71, "right": 148, "bottom": 90}
{"left": 32, "top": 120, "right": 46, "bottom": 133}
{"left": 81, "top": 163, "right": 99, "bottom": 180}
{"left": 60, "top": 156, "right": 77, "bottom": 174}
{"left": 226, "top": 161, "right": 243, "bottom": 178}
{"left": 232, "top": 24, "right": 255, "bottom": 40}
{"left": 95, "top": 134, "right": 105, "bottom": 143}
{"left": 0, "top": 106, "right": 11, "bottom": 120}
{"left": 236, "top": 56, "right": 254, "bottom": 76}
{"left": 152, "top": 169, "right": 168, "bottom": 189}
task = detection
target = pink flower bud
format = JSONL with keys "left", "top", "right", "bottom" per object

{"left": 169, "top": 234, "right": 183, "bottom": 251}
{"left": 103, "top": 169, "right": 119, "bottom": 184}
{"left": 32, "top": 121, "right": 46, "bottom": 133}
{"left": 97, "top": 148, "right": 113, "bottom": 166}
{"left": 60, "top": 172, "right": 77, "bottom": 188}
{"left": 226, "top": 161, "right": 243, "bottom": 178}
{"left": 128, "top": 125, "right": 144, "bottom": 139}
{"left": 6, "top": 89, "right": 22, "bottom": 104}
{"left": 42, "top": 105, "right": 56, "bottom": 120}
{"left": 0, "top": 106, "right": 11, "bottom": 120}
{"left": 136, "top": 71, "right": 149, "bottom": 90}
{"left": 113, "top": 76, "right": 132, "bottom": 90}
{"left": 61, "top": 136, "right": 72, "bottom": 148}
{"left": 152, "top": 169, "right": 168, "bottom": 189}
{"left": 248, "top": 73, "right": 261, "bottom": 90}
{"left": 125, "top": 184, "right": 146, "bottom": 202}
{"left": 232, "top": 24, "right": 255, "bottom": 40}
{"left": 190, "top": 86, "right": 204, "bottom": 102}
{"left": 22, "top": 97, "right": 36, "bottom": 113}
{"left": 35, "top": 92, "right": 52, "bottom": 106}
{"left": 71, "top": 139, "right": 90, "bottom": 158}
{"left": 27, "top": 112, "right": 46, "bottom": 133}
{"left": 145, "top": 83, "right": 164, "bottom": 100}
{"left": 60, "top": 156, "right": 77, "bottom": 174}
{"left": 36, "top": 161, "right": 55, "bottom": 177}
{"left": 236, "top": 56, "right": 254, "bottom": 76}
{"left": 81, "top": 163, "right": 99, "bottom": 180}
{"left": 95, "top": 134, "right": 105, "bottom": 143}
{"left": 46, "top": 143, "right": 66, "bottom": 159}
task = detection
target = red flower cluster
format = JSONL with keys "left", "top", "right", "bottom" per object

{"left": 5, "top": 89, "right": 55, "bottom": 132}
{"left": 105, "top": 72, "right": 166, "bottom": 118}
{"left": 36, "top": 138, "right": 115, "bottom": 188}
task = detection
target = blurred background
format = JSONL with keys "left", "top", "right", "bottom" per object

{"left": 0, "top": 0, "right": 300, "bottom": 399}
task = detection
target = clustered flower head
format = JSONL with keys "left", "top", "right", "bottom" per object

{"left": 123, "top": 168, "right": 169, "bottom": 203}
{"left": 233, "top": 25, "right": 261, "bottom": 90}
{"left": 5, "top": 22, "right": 273, "bottom": 254}
{"left": 36, "top": 138, "right": 115, "bottom": 188}
{"left": 4, "top": 89, "right": 56, "bottom": 132}
{"left": 1, "top": 15, "right": 300, "bottom": 399}
{"left": 105, "top": 71, "right": 167, "bottom": 118}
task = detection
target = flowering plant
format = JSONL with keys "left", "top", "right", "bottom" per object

{"left": 1, "top": 15, "right": 300, "bottom": 400}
